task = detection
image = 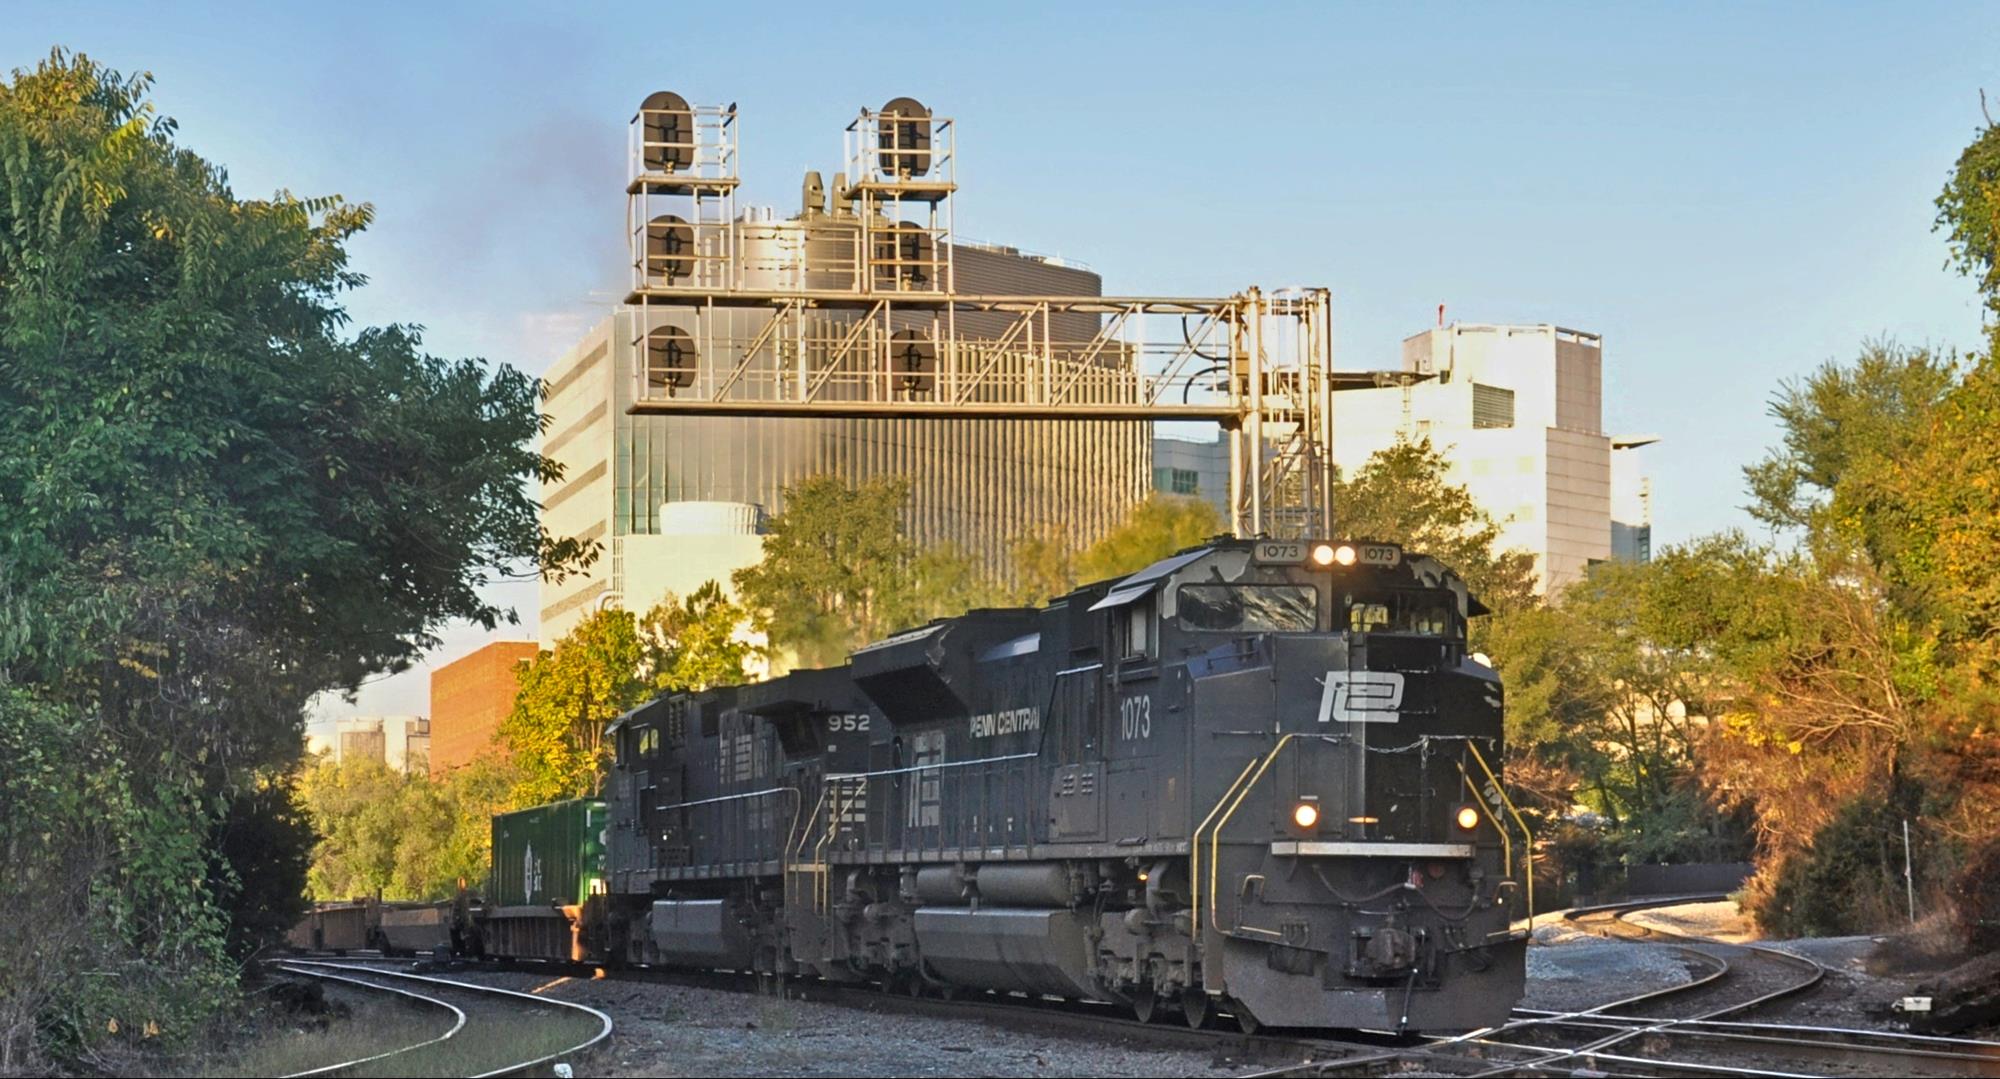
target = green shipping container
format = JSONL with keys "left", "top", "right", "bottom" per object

{"left": 489, "top": 798, "right": 607, "bottom": 908}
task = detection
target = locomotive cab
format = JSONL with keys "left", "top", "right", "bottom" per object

{"left": 1122, "top": 537, "right": 1526, "bottom": 1031}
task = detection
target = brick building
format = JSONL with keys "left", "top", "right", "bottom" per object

{"left": 428, "top": 640, "right": 538, "bottom": 776}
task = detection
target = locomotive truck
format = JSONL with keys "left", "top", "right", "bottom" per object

{"left": 480, "top": 536, "right": 1531, "bottom": 1033}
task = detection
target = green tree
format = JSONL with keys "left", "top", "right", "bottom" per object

{"left": 639, "top": 580, "right": 759, "bottom": 692}
{"left": 1936, "top": 97, "right": 2000, "bottom": 316}
{"left": 1741, "top": 342, "right": 1956, "bottom": 536}
{"left": 500, "top": 610, "right": 659, "bottom": 805}
{"left": 733, "top": 475, "right": 995, "bottom": 666}
{"left": 1008, "top": 526, "right": 1077, "bottom": 606}
{"left": 297, "top": 755, "right": 411, "bottom": 899}
{"left": 734, "top": 475, "right": 919, "bottom": 665}
{"left": 1073, "top": 494, "right": 1226, "bottom": 583}
{"left": 296, "top": 752, "right": 515, "bottom": 902}
{"left": 0, "top": 52, "right": 578, "bottom": 1064}
{"left": 1332, "top": 438, "right": 1538, "bottom": 615}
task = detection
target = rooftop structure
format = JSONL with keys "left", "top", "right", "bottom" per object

{"left": 542, "top": 93, "right": 1348, "bottom": 642}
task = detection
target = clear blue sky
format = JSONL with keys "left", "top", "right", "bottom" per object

{"left": 10, "top": 2, "right": 1997, "bottom": 726}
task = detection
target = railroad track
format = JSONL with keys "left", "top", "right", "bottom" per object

{"left": 286, "top": 950, "right": 1411, "bottom": 1072}
{"left": 285, "top": 910, "right": 2000, "bottom": 1079}
{"left": 1243, "top": 896, "right": 2000, "bottom": 1077}
{"left": 1456, "top": 897, "right": 1999, "bottom": 1077}
{"left": 272, "top": 960, "right": 611, "bottom": 1078}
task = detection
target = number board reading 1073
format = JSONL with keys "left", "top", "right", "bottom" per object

{"left": 1253, "top": 541, "right": 1402, "bottom": 567}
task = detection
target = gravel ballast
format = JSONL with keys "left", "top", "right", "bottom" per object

{"left": 440, "top": 970, "right": 1240, "bottom": 1078}
{"left": 1520, "top": 919, "right": 1696, "bottom": 1012}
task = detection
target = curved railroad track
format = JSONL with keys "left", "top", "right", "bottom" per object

{"left": 273, "top": 960, "right": 612, "bottom": 1078}
{"left": 1457, "top": 897, "right": 2000, "bottom": 1078}
{"left": 1243, "top": 896, "right": 2000, "bottom": 1077}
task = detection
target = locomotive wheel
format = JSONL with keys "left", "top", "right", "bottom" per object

{"left": 1230, "top": 998, "right": 1263, "bottom": 1035}
{"left": 1131, "top": 986, "right": 1159, "bottom": 1023}
{"left": 1181, "top": 989, "right": 1213, "bottom": 1029}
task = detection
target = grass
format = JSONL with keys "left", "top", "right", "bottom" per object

{"left": 202, "top": 985, "right": 452, "bottom": 1078}
{"left": 196, "top": 977, "right": 605, "bottom": 1079}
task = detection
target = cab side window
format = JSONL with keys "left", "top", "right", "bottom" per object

{"left": 1121, "top": 598, "right": 1155, "bottom": 660}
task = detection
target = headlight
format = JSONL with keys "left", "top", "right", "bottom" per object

{"left": 1292, "top": 801, "right": 1320, "bottom": 830}
{"left": 1455, "top": 805, "right": 1481, "bottom": 831}
{"left": 1310, "top": 543, "right": 1336, "bottom": 566}
{"left": 1333, "top": 544, "right": 1358, "bottom": 566}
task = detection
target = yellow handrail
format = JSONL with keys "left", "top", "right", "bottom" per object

{"left": 788, "top": 780, "right": 832, "bottom": 910}
{"left": 1189, "top": 755, "right": 1264, "bottom": 940}
{"left": 1205, "top": 734, "right": 1301, "bottom": 933}
{"left": 1458, "top": 764, "right": 1511, "bottom": 873}
{"left": 1463, "top": 741, "right": 1535, "bottom": 930}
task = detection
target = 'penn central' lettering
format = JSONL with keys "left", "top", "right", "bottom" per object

{"left": 969, "top": 707, "right": 1041, "bottom": 738}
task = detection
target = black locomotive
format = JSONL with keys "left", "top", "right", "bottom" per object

{"left": 511, "top": 537, "right": 1529, "bottom": 1032}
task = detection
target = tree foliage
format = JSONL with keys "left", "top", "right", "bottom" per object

{"left": 733, "top": 475, "right": 998, "bottom": 666}
{"left": 640, "top": 580, "right": 760, "bottom": 693}
{"left": 1936, "top": 100, "right": 2000, "bottom": 316}
{"left": 1482, "top": 549, "right": 1747, "bottom": 866}
{"left": 1333, "top": 438, "right": 1539, "bottom": 616}
{"left": 296, "top": 753, "right": 514, "bottom": 901}
{"left": 1008, "top": 526, "right": 1078, "bottom": 607}
{"left": 1002, "top": 493, "right": 1223, "bottom": 606}
{"left": 501, "top": 586, "right": 756, "bottom": 804}
{"left": 1073, "top": 494, "right": 1226, "bottom": 584}
{"left": 502, "top": 610, "right": 660, "bottom": 805}
{"left": 1706, "top": 328, "right": 2000, "bottom": 931}
{"left": 0, "top": 51, "right": 572, "bottom": 1065}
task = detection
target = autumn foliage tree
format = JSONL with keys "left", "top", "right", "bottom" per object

{"left": 500, "top": 585, "right": 756, "bottom": 804}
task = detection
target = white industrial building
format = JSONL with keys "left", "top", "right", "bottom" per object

{"left": 1324, "top": 322, "right": 1654, "bottom": 594}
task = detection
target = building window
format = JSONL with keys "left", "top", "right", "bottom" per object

{"left": 1153, "top": 467, "right": 1200, "bottom": 495}
{"left": 1472, "top": 383, "right": 1515, "bottom": 429}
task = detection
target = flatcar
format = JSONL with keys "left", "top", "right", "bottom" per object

{"left": 490, "top": 536, "right": 1530, "bottom": 1033}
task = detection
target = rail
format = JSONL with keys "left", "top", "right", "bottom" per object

{"left": 276, "top": 960, "right": 612, "bottom": 1078}
{"left": 275, "top": 965, "right": 466, "bottom": 1078}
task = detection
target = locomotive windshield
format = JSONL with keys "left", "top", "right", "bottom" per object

{"left": 1342, "top": 590, "right": 1458, "bottom": 636}
{"left": 1175, "top": 583, "right": 1318, "bottom": 633}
